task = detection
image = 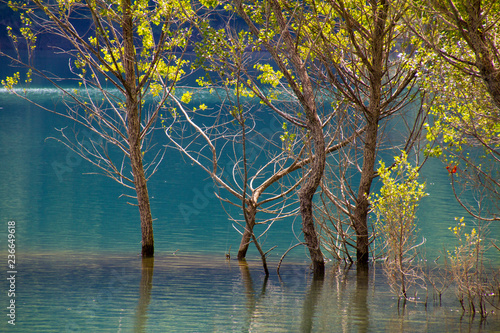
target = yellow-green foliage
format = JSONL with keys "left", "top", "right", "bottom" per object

{"left": 369, "top": 152, "right": 428, "bottom": 298}
{"left": 254, "top": 63, "right": 283, "bottom": 88}
{"left": 415, "top": 1, "right": 500, "bottom": 160}
{"left": 3, "top": 0, "right": 193, "bottom": 125}
{"left": 370, "top": 152, "right": 428, "bottom": 255}
{"left": 446, "top": 216, "right": 493, "bottom": 316}
{"left": 279, "top": 122, "right": 296, "bottom": 152}
{"left": 1, "top": 72, "right": 20, "bottom": 90}
{"left": 447, "top": 217, "right": 482, "bottom": 272}
{"left": 180, "top": 91, "right": 193, "bottom": 104}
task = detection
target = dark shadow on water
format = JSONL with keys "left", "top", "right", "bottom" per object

{"left": 134, "top": 257, "right": 154, "bottom": 333}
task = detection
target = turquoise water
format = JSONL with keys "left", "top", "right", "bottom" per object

{"left": 1, "top": 253, "right": 499, "bottom": 332}
{"left": 0, "top": 89, "right": 499, "bottom": 331}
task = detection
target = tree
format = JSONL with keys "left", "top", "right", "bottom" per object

{"left": 409, "top": 0, "right": 500, "bottom": 222}
{"left": 1, "top": 0, "right": 195, "bottom": 256}
{"left": 199, "top": 0, "right": 370, "bottom": 274}
{"left": 304, "top": 0, "right": 428, "bottom": 265}
{"left": 369, "top": 152, "right": 428, "bottom": 302}
{"left": 166, "top": 18, "right": 356, "bottom": 271}
{"left": 414, "top": 0, "right": 500, "bottom": 109}
{"left": 167, "top": 0, "right": 333, "bottom": 275}
{"left": 189, "top": 0, "right": 427, "bottom": 270}
{"left": 164, "top": 82, "right": 304, "bottom": 275}
{"left": 231, "top": 0, "right": 331, "bottom": 275}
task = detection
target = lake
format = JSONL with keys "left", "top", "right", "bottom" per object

{"left": 0, "top": 86, "right": 499, "bottom": 332}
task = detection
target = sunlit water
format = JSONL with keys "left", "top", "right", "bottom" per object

{"left": 1, "top": 87, "right": 499, "bottom": 332}
{"left": 1, "top": 252, "right": 499, "bottom": 332}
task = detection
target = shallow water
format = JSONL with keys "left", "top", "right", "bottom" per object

{"left": 0, "top": 87, "right": 499, "bottom": 332}
{"left": 0, "top": 252, "right": 499, "bottom": 332}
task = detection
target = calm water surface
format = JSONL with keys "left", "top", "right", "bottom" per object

{"left": 2, "top": 253, "right": 499, "bottom": 332}
{"left": 0, "top": 89, "right": 499, "bottom": 332}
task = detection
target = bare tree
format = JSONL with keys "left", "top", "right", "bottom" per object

{"left": 165, "top": 85, "right": 303, "bottom": 274}
{"left": 1, "top": 0, "right": 195, "bottom": 256}
{"left": 305, "top": 0, "right": 429, "bottom": 266}
{"left": 226, "top": 0, "right": 336, "bottom": 275}
{"left": 166, "top": 3, "right": 368, "bottom": 274}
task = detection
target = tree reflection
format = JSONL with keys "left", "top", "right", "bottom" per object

{"left": 134, "top": 257, "right": 154, "bottom": 333}
{"left": 239, "top": 260, "right": 268, "bottom": 331}
{"left": 353, "top": 265, "right": 370, "bottom": 333}
{"left": 300, "top": 274, "right": 325, "bottom": 332}
{"left": 240, "top": 261, "right": 256, "bottom": 330}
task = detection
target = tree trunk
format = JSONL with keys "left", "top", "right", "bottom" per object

{"left": 352, "top": 0, "right": 386, "bottom": 266}
{"left": 237, "top": 202, "right": 257, "bottom": 260}
{"left": 464, "top": 1, "right": 500, "bottom": 110}
{"left": 300, "top": 118, "right": 326, "bottom": 276}
{"left": 130, "top": 147, "right": 155, "bottom": 257}
{"left": 353, "top": 117, "right": 378, "bottom": 266}
{"left": 122, "top": 0, "right": 154, "bottom": 257}
{"left": 236, "top": 0, "right": 326, "bottom": 274}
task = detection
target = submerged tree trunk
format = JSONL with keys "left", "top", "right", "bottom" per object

{"left": 237, "top": 202, "right": 257, "bottom": 260}
{"left": 234, "top": 0, "right": 326, "bottom": 274}
{"left": 300, "top": 116, "right": 326, "bottom": 276}
{"left": 352, "top": 0, "right": 386, "bottom": 267}
{"left": 130, "top": 145, "right": 155, "bottom": 257}
{"left": 353, "top": 117, "right": 379, "bottom": 266}
{"left": 269, "top": 0, "right": 326, "bottom": 275}
{"left": 122, "top": 0, "right": 154, "bottom": 257}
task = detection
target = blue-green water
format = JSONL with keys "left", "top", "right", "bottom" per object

{"left": 0, "top": 89, "right": 499, "bottom": 332}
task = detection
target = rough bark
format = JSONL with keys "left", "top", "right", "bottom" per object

{"left": 122, "top": 0, "right": 154, "bottom": 257}
{"left": 352, "top": 0, "right": 386, "bottom": 266}
{"left": 267, "top": 0, "right": 326, "bottom": 275}
{"left": 463, "top": 1, "right": 500, "bottom": 110}
{"left": 233, "top": 0, "right": 326, "bottom": 274}
{"left": 237, "top": 203, "right": 257, "bottom": 260}
{"left": 352, "top": 117, "right": 379, "bottom": 266}
{"left": 131, "top": 146, "right": 155, "bottom": 257}
{"left": 299, "top": 120, "right": 326, "bottom": 276}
